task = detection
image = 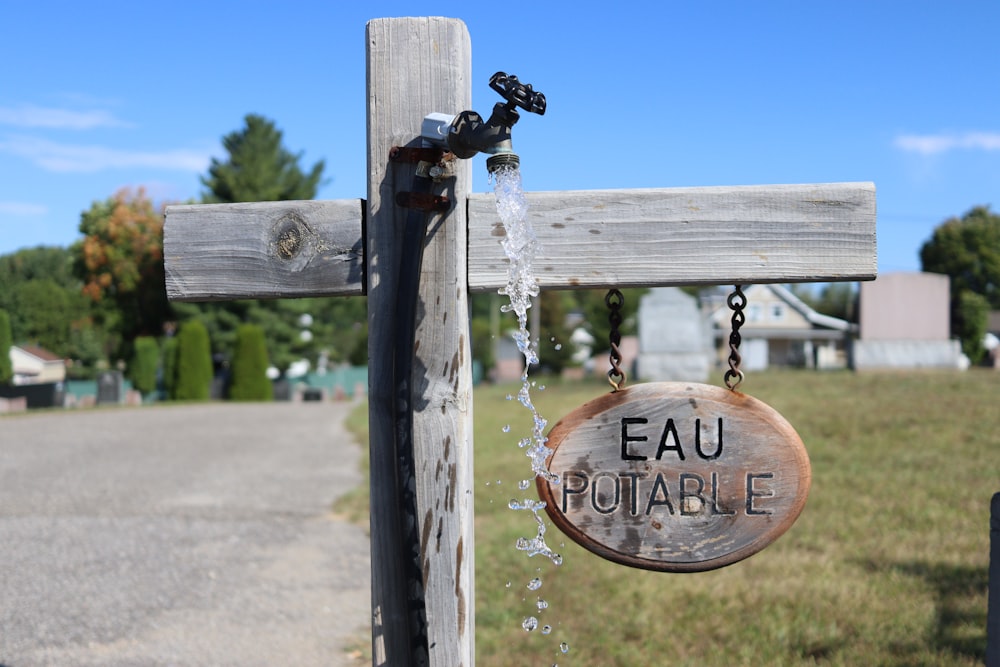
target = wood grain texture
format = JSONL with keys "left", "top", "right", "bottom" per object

{"left": 467, "top": 182, "right": 877, "bottom": 291}
{"left": 366, "top": 17, "right": 474, "bottom": 667}
{"left": 164, "top": 200, "right": 364, "bottom": 301}
{"left": 537, "top": 382, "right": 811, "bottom": 572}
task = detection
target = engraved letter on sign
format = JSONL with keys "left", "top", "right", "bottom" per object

{"left": 536, "top": 382, "right": 811, "bottom": 572}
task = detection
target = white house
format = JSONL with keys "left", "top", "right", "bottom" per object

{"left": 709, "top": 284, "right": 856, "bottom": 370}
{"left": 9, "top": 345, "right": 67, "bottom": 385}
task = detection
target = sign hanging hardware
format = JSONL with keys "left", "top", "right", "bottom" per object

{"left": 724, "top": 285, "right": 746, "bottom": 390}
{"left": 537, "top": 285, "right": 811, "bottom": 573}
{"left": 605, "top": 288, "right": 626, "bottom": 391}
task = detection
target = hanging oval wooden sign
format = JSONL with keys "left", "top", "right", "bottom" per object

{"left": 536, "top": 382, "right": 810, "bottom": 572}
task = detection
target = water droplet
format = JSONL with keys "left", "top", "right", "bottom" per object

{"left": 527, "top": 577, "right": 542, "bottom": 590}
{"left": 522, "top": 616, "right": 538, "bottom": 632}
{"left": 518, "top": 479, "right": 531, "bottom": 490}
{"left": 495, "top": 479, "right": 502, "bottom": 485}
{"left": 502, "top": 424, "right": 511, "bottom": 433}
{"left": 505, "top": 581, "right": 512, "bottom": 588}
{"left": 560, "top": 642, "right": 569, "bottom": 653}
{"left": 536, "top": 598, "right": 548, "bottom": 610}
{"left": 554, "top": 343, "right": 562, "bottom": 350}
{"left": 552, "top": 554, "right": 563, "bottom": 566}
{"left": 541, "top": 625, "right": 552, "bottom": 635}
{"left": 539, "top": 384, "right": 546, "bottom": 390}
{"left": 505, "top": 393, "right": 513, "bottom": 401}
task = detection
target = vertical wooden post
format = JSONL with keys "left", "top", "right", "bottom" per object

{"left": 366, "top": 18, "right": 474, "bottom": 667}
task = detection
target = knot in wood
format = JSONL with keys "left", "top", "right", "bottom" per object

{"left": 273, "top": 215, "right": 303, "bottom": 259}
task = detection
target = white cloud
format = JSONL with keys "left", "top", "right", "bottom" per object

{"left": 0, "top": 135, "right": 211, "bottom": 173}
{"left": 0, "top": 201, "right": 48, "bottom": 216}
{"left": 895, "top": 131, "right": 1000, "bottom": 155}
{"left": 0, "top": 104, "right": 130, "bottom": 130}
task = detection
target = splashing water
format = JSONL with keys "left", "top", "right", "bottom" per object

{"left": 492, "top": 163, "right": 564, "bottom": 571}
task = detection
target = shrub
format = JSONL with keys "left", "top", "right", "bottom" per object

{"left": 173, "top": 320, "right": 212, "bottom": 401}
{"left": 955, "top": 289, "right": 989, "bottom": 364}
{"left": 0, "top": 309, "right": 12, "bottom": 385}
{"left": 229, "top": 324, "right": 272, "bottom": 401}
{"left": 128, "top": 336, "right": 159, "bottom": 397}
{"left": 162, "top": 336, "right": 178, "bottom": 398}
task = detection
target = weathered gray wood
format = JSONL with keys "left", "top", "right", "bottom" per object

{"left": 467, "top": 181, "right": 877, "bottom": 290}
{"left": 164, "top": 200, "right": 364, "bottom": 301}
{"left": 366, "top": 18, "right": 474, "bottom": 667}
{"left": 537, "top": 382, "right": 811, "bottom": 572}
{"left": 163, "top": 182, "right": 876, "bottom": 301}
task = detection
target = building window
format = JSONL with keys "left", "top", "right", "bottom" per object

{"left": 748, "top": 304, "right": 763, "bottom": 323}
{"left": 771, "top": 303, "right": 784, "bottom": 321}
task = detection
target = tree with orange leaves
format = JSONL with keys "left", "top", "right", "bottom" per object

{"left": 71, "top": 187, "right": 172, "bottom": 358}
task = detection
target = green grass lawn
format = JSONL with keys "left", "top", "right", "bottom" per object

{"left": 346, "top": 369, "right": 998, "bottom": 666}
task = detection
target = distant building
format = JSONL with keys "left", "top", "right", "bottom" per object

{"left": 9, "top": 345, "right": 67, "bottom": 385}
{"left": 854, "top": 272, "right": 964, "bottom": 370}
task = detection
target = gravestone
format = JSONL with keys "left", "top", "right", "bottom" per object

{"left": 637, "top": 287, "right": 712, "bottom": 382}
{"left": 96, "top": 370, "right": 124, "bottom": 405}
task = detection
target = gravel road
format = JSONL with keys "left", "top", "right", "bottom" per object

{"left": 0, "top": 401, "right": 371, "bottom": 666}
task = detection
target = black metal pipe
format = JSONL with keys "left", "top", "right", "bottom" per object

{"left": 391, "top": 171, "right": 434, "bottom": 666}
{"left": 987, "top": 492, "right": 1000, "bottom": 666}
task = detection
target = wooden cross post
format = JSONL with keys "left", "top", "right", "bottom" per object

{"left": 164, "top": 16, "right": 876, "bottom": 667}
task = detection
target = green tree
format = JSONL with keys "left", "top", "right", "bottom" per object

{"left": 201, "top": 114, "right": 326, "bottom": 203}
{"left": 920, "top": 206, "right": 1000, "bottom": 359}
{"left": 0, "top": 309, "right": 13, "bottom": 385}
{"left": 7, "top": 280, "right": 72, "bottom": 352}
{"left": 0, "top": 246, "right": 97, "bottom": 361}
{"left": 129, "top": 336, "right": 159, "bottom": 398}
{"left": 173, "top": 320, "right": 212, "bottom": 401}
{"left": 229, "top": 324, "right": 272, "bottom": 401}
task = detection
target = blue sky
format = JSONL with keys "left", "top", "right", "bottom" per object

{"left": 1, "top": 1, "right": 998, "bottom": 275}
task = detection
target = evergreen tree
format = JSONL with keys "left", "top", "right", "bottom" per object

{"left": 173, "top": 320, "right": 212, "bottom": 401}
{"left": 129, "top": 336, "right": 159, "bottom": 398}
{"left": 201, "top": 114, "right": 326, "bottom": 203}
{"left": 0, "top": 309, "right": 13, "bottom": 385}
{"left": 191, "top": 114, "right": 344, "bottom": 375}
{"left": 162, "top": 336, "right": 179, "bottom": 399}
{"left": 229, "top": 324, "right": 272, "bottom": 401}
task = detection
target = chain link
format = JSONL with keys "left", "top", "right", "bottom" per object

{"left": 724, "top": 285, "right": 746, "bottom": 391}
{"left": 606, "top": 289, "right": 626, "bottom": 391}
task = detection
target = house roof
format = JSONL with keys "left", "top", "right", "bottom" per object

{"left": 767, "top": 284, "right": 856, "bottom": 332}
{"left": 710, "top": 284, "right": 856, "bottom": 333}
{"left": 13, "top": 344, "right": 64, "bottom": 362}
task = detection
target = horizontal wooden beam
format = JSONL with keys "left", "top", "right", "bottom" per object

{"left": 164, "top": 199, "right": 365, "bottom": 301}
{"left": 163, "top": 182, "right": 876, "bottom": 301}
{"left": 467, "top": 181, "right": 876, "bottom": 291}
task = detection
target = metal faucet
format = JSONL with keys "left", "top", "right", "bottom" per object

{"left": 422, "top": 71, "right": 545, "bottom": 173}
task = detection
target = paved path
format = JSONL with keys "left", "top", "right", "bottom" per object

{"left": 0, "top": 402, "right": 370, "bottom": 666}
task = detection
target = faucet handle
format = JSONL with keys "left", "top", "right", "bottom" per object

{"left": 489, "top": 71, "right": 546, "bottom": 116}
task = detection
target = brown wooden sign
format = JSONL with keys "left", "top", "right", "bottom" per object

{"left": 537, "top": 382, "right": 810, "bottom": 572}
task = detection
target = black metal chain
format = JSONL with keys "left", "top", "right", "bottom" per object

{"left": 606, "top": 289, "right": 626, "bottom": 391}
{"left": 724, "top": 285, "right": 746, "bottom": 391}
